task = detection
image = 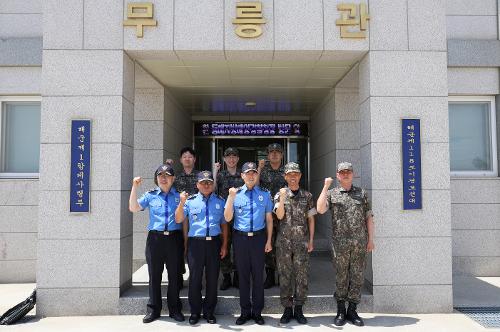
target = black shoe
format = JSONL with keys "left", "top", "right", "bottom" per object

{"left": 169, "top": 312, "right": 185, "bottom": 322}
{"left": 235, "top": 314, "right": 251, "bottom": 325}
{"left": 203, "top": 313, "right": 216, "bottom": 324}
{"left": 334, "top": 300, "right": 347, "bottom": 326}
{"left": 279, "top": 307, "right": 293, "bottom": 324}
{"left": 294, "top": 305, "right": 307, "bottom": 324}
{"left": 143, "top": 312, "right": 160, "bottom": 324}
{"left": 220, "top": 273, "right": 232, "bottom": 291}
{"left": 232, "top": 271, "right": 239, "bottom": 288}
{"left": 253, "top": 314, "right": 265, "bottom": 325}
{"left": 346, "top": 302, "right": 364, "bottom": 326}
{"left": 263, "top": 268, "right": 276, "bottom": 289}
{"left": 189, "top": 314, "right": 200, "bottom": 325}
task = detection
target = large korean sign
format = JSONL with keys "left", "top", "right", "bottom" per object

{"left": 402, "top": 119, "right": 422, "bottom": 210}
{"left": 70, "top": 120, "right": 91, "bottom": 213}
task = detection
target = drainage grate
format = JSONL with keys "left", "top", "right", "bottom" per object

{"left": 455, "top": 307, "right": 500, "bottom": 329}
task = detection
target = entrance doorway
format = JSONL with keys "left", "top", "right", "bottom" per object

{"left": 194, "top": 137, "right": 309, "bottom": 189}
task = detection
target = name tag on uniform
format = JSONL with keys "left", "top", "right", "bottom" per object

{"left": 163, "top": 231, "right": 170, "bottom": 235}
{"left": 248, "top": 232, "right": 254, "bottom": 237}
{"left": 206, "top": 236, "right": 212, "bottom": 240}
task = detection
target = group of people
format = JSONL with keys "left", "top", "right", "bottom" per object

{"left": 128, "top": 143, "right": 375, "bottom": 327}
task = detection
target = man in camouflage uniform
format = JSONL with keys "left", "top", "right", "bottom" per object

{"left": 167, "top": 146, "right": 200, "bottom": 288}
{"left": 273, "top": 162, "right": 316, "bottom": 325}
{"left": 317, "top": 162, "right": 375, "bottom": 327}
{"left": 213, "top": 147, "right": 244, "bottom": 290}
{"left": 257, "top": 143, "right": 287, "bottom": 288}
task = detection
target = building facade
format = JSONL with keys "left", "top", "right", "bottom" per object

{"left": 0, "top": 0, "right": 499, "bottom": 316}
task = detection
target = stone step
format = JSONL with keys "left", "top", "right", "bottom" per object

{"left": 120, "top": 253, "right": 373, "bottom": 315}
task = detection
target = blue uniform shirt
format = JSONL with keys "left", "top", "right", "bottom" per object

{"left": 183, "top": 192, "right": 226, "bottom": 237}
{"left": 138, "top": 187, "right": 182, "bottom": 232}
{"left": 228, "top": 184, "right": 273, "bottom": 232}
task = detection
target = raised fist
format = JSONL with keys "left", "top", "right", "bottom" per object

{"left": 214, "top": 162, "right": 221, "bottom": 172}
{"left": 279, "top": 187, "right": 287, "bottom": 198}
{"left": 228, "top": 187, "right": 238, "bottom": 198}
{"left": 258, "top": 159, "right": 266, "bottom": 169}
{"left": 132, "top": 177, "right": 142, "bottom": 187}
{"left": 324, "top": 177, "right": 333, "bottom": 188}
{"left": 165, "top": 159, "right": 174, "bottom": 165}
{"left": 179, "top": 191, "right": 189, "bottom": 202}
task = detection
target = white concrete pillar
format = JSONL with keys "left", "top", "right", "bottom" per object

{"left": 37, "top": 0, "right": 134, "bottom": 316}
{"left": 359, "top": 0, "right": 453, "bottom": 312}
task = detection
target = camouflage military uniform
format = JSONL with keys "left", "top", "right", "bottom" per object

{"left": 259, "top": 162, "right": 287, "bottom": 270}
{"left": 274, "top": 188, "right": 316, "bottom": 307}
{"left": 173, "top": 169, "right": 200, "bottom": 278}
{"left": 174, "top": 170, "right": 200, "bottom": 195}
{"left": 216, "top": 169, "right": 244, "bottom": 274}
{"left": 327, "top": 185, "right": 372, "bottom": 304}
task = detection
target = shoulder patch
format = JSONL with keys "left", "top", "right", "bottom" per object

{"left": 187, "top": 194, "right": 197, "bottom": 200}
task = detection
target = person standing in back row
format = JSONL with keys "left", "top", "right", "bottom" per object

{"left": 213, "top": 147, "right": 244, "bottom": 291}
{"left": 257, "top": 143, "right": 287, "bottom": 289}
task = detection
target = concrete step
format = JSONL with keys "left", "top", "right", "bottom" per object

{"left": 119, "top": 253, "right": 373, "bottom": 315}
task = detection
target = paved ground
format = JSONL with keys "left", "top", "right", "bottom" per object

{"left": 2, "top": 275, "right": 500, "bottom": 331}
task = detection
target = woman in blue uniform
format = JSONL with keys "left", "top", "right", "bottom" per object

{"left": 129, "top": 163, "right": 185, "bottom": 324}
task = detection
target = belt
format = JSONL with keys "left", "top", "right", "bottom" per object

{"left": 233, "top": 228, "right": 265, "bottom": 237}
{"left": 150, "top": 229, "right": 182, "bottom": 236}
{"left": 189, "top": 235, "right": 220, "bottom": 241}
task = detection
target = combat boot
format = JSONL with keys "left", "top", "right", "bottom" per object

{"left": 263, "top": 268, "right": 276, "bottom": 289}
{"left": 294, "top": 305, "right": 307, "bottom": 324}
{"left": 220, "top": 273, "right": 232, "bottom": 291}
{"left": 346, "top": 302, "right": 364, "bottom": 326}
{"left": 333, "top": 300, "right": 346, "bottom": 326}
{"left": 279, "top": 307, "right": 293, "bottom": 324}
{"left": 232, "top": 271, "right": 239, "bottom": 288}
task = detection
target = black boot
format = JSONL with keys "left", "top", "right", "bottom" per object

{"left": 294, "top": 305, "right": 307, "bottom": 324}
{"left": 346, "top": 302, "right": 364, "bottom": 326}
{"left": 333, "top": 301, "right": 346, "bottom": 326}
{"left": 263, "top": 268, "right": 276, "bottom": 289}
{"left": 233, "top": 271, "right": 239, "bottom": 288}
{"left": 279, "top": 307, "right": 293, "bottom": 324}
{"left": 220, "top": 273, "right": 232, "bottom": 290}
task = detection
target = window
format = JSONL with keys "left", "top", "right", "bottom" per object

{"left": 0, "top": 97, "right": 41, "bottom": 178}
{"left": 449, "top": 96, "right": 497, "bottom": 176}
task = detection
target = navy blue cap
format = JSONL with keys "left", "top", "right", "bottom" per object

{"left": 197, "top": 170, "right": 214, "bottom": 182}
{"left": 242, "top": 162, "right": 258, "bottom": 173}
{"left": 155, "top": 163, "right": 174, "bottom": 176}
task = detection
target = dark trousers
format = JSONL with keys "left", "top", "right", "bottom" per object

{"left": 187, "top": 237, "right": 221, "bottom": 315}
{"left": 145, "top": 230, "right": 183, "bottom": 314}
{"left": 233, "top": 231, "right": 266, "bottom": 316}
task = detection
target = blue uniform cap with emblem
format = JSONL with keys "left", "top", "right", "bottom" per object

{"left": 242, "top": 162, "right": 258, "bottom": 173}
{"left": 197, "top": 170, "right": 214, "bottom": 182}
{"left": 267, "top": 143, "right": 283, "bottom": 153}
{"left": 155, "top": 163, "right": 174, "bottom": 177}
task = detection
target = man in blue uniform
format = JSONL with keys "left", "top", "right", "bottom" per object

{"left": 224, "top": 162, "right": 273, "bottom": 325}
{"left": 129, "top": 163, "right": 185, "bottom": 324}
{"left": 175, "top": 171, "right": 228, "bottom": 325}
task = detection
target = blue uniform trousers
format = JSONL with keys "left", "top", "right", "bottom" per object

{"left": 145, "top": 230, "right": 183, "bottom": 315}
{"left": 187, "top": 236, "right": 222, "bottom": 315}
{"left": 233, "top": 230, "right": 266, "bottom": 316}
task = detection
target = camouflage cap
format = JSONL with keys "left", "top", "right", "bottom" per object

{"left": 197, "top": 170, "right": 214, "bottom": 182}
{"left": 242, "top": 162, "right": 258, "bottom": 173}
{"left": 155, "top": 163, "right": 175, "bottom": 177}
{"left": 337, "top": 162, "right": 353, "bottom": 172}
{"left": 267, "top": 143, "right": 283, "bottom": 153}
{"left": 284, "top": 162, "right": 301, "bottom": 174}
{"left": 224, "top": 147, "right": 239, "bottom": 157}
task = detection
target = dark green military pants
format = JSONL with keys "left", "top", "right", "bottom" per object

{"left": 332, "top": 238, "right": 367, "bottom": 304}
